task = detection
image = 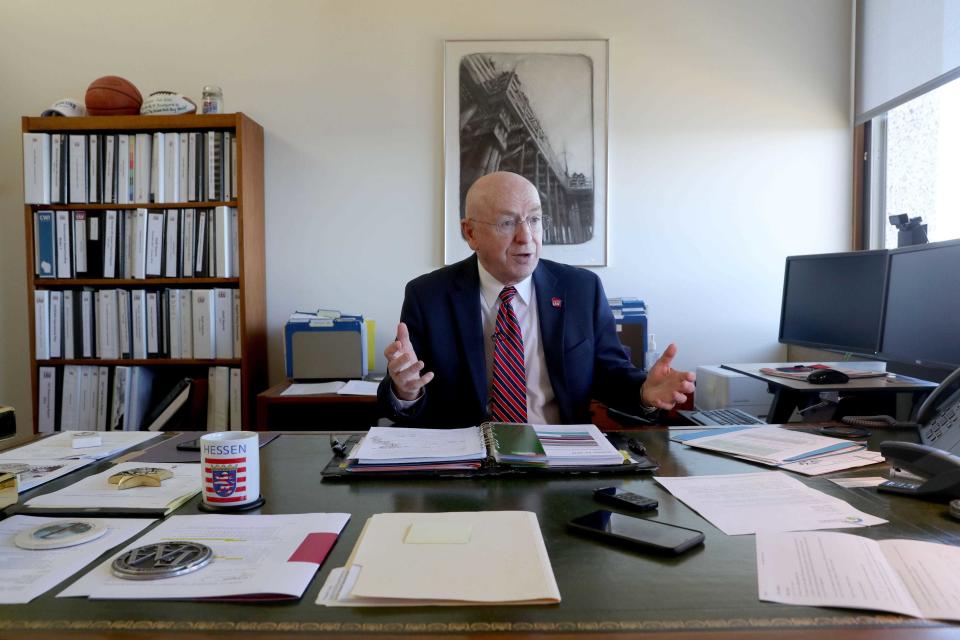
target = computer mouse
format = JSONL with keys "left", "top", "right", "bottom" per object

{"left": 807, "top": 369, "right": 850, "bottom": 385}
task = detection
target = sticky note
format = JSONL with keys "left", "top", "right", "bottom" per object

{"left": 403, "top": 522, "right": 472, "bottom": 544}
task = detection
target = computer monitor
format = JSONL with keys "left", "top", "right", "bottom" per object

{"left": 879, "top": 239, "right": 960, "bottom": 370}
{"left": 778, "top": 249, "right": 888, "bottom": 355}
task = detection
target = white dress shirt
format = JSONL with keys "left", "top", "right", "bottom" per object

{"left": 476, "top": 263, "right": 559, "bottom": 424}
{"left": 391, "top": 262, "right": 561, "bottom": 424}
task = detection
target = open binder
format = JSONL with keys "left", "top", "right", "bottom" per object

{"left": 321, "top": 424, "right": 658, "bottom": 479}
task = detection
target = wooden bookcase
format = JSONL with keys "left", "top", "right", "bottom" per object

{"left": 21, "top": 113, "right": 266, "bottom": 433}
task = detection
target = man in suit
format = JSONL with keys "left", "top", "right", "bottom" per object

{"left": 378, "top": 171, "right": 695, "bottom": 427}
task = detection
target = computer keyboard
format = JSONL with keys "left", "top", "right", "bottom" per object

{"left": 679, "top": 407, "right": 767, "bottom": 426}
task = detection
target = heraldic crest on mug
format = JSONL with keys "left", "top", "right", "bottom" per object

{"left": 198, "top": 431, "right": 264, "bottom": 512}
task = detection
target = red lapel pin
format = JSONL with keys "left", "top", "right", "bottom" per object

{"left": 551, "top": 297, "right": 562, "bottom": 308}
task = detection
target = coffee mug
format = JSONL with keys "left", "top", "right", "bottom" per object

{"left": 199, "top": 431, "right": 260, "bottom": 507}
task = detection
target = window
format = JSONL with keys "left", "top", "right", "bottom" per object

{"left": 871, "top": 77, "right": 960, "bottom": 248}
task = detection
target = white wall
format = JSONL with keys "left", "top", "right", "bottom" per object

{"left": 0, "top": 0, "right": 852, "bottom": 437}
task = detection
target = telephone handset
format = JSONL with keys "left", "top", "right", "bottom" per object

{"left": 841, "top": 366, "right": 960, "bottom": 433}
{"left": 878, "top": 441, "right": 960, "bottom": 499}
{"left": 914, "top": 365, "right": 960, "bottom": 432}
{"left": 875, "top": 367, "right": 960, "bottom": 500}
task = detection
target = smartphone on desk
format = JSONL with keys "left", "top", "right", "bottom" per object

{"left": 568, "top": 509, "right": 704, "bottom": 555}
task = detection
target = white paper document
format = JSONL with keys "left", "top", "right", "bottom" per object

{"left": 757, "top": 531, "right": 960, "bottom": 620}
{"left": 281, "top": 381, "right": 346, "bottom": 396}
{"left": 0, "top": 516, "right": 155, "bottom": 604}
{"left": 655, "top": 472, "right": 887, "bottom": 535}
{"left": 354, "top": 426, "right": 486, "bottom": 464}
{"left": 532, "top": 424, "right": 624, "bottom": 466}
{"left": 0, "top": 459, "right": 90, "bottom": 492}
{"left": 778, "top": 450, "right": 885, "bottom": 476}
{"left": 829, "top": 476, "right": 888, "bottom": 488}
{"left": 60, "top": 512, "right": 350, "bottom": 600}
{"left": 25, "top": 462, "right": 200, "bottom": 512}
{"left": 0, "top": 431, "right": 160, "bottom": 463}
{"left": 336, "top": 380, "right": 379, "bottom": 396}
{"left": 318, "top": 511, "right": 560, "bottom": 606}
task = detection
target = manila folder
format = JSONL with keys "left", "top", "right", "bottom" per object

{"left": 348, "top": 511, "right": 560, "bottom": 604}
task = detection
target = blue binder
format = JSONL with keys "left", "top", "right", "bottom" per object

{"left": 284, "top": 314, "right": 368, "bottom": 380}
{"left": 35, "top": 211, "right": 56, "bottom": 278}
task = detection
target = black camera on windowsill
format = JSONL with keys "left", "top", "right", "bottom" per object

{"left": 889, "top": 213, "right": 928, "bottom": 248}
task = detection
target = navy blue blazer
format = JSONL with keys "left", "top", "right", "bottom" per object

{"left": 377, "top": 255, "right": 647, "bottom": 427}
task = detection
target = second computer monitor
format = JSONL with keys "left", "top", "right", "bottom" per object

{"left": 779, "top": 249, "right": 888, "bottom": 355}
{"left": 880, "top": 239, "right": 960, "bottom": 370}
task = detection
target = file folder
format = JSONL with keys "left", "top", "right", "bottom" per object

{"left": 284, "top": 314, "right": 368, "bottom": 380}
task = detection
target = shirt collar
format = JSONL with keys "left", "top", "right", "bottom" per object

{"left": 477, "top": 260, "right": 533, "bottom": 308}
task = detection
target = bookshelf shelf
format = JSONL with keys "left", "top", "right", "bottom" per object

{"left": 22, "top": 114, "right": 240, "bottom": 132}
{"left": 22, "top": 113, "right": 266, "bottom": 433}
{"left": 29, "top": 201, "right": 238, "bottom": 211}
{"left": 34, "top": 278, "right": 240, "bottom": 288}
{"left": 41, "top": 359, "right": 243, "bottom": 367}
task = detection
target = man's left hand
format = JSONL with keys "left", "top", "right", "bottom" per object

{"left": 640, "top": 343, "right": 696, "bottom": 410}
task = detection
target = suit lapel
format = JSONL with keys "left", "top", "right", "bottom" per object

{"left": 450, "top": 256, "right": 487, "bottom": 411}
{"left": 533, "top": 262, "right": 567, "bottom": 412}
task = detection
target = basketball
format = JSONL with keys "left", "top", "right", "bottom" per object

{"left": 85, "top": 76, "right": 143, "bottom": 116}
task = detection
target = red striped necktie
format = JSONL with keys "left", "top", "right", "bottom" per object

{"left": 490, "top": 286, "right": 527, "bottom": 423}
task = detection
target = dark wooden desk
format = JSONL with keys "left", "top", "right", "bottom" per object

{"left": 256, "top": 380, "right": 381, "bottom": 430}
{"left": 2, "top": 428, "right": 959, "bottom": 639}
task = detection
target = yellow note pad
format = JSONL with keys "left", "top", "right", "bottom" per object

{"left": 404, "top": 522, "right": 472, "bottom": 544}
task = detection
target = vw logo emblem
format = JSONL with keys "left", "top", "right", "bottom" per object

{"left": 112, "top": 541, "right": 213, "bottom": 580}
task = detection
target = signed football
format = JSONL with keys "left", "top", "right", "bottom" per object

{"left": 140, "top": 91, "right": 197, "bottom": 115}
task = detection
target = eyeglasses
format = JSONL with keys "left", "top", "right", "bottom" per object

{"left": 469, "top": 215, "right": 548, "bottom": 236}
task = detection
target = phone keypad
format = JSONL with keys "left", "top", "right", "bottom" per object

{"left": 880, "top": 480, "right": 920, "bottom": 490}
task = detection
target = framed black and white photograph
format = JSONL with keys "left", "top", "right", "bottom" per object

{"left": 444, "top": 39, "right": 609, "bottom": 266}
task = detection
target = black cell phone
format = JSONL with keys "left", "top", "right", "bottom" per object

{"left": 593, "top": 486, "right": 658, "bottom": 512}
{"left": 568, "top": 509, "right": 704, "bottom": 555}
{"left": 175, "top": 438, "right": 201, "bottom": 452}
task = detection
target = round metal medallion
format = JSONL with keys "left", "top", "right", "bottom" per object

{"left": 111, "top": 541, "right": 213, "bottom": 580}
{"left": 108, "top": 467, "right": 174, "bottom": 489}
{"left": 15, "top": 520, "right": 108, "bottom": 550}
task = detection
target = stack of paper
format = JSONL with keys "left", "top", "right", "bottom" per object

{"left": 532, "top": 424, "right": 624, "bottom": 467}
{"left": 24, "top": 461, "right": 201, "bottom": 515}
{"left": 318, "top": 511, "right": 560, "bottom": 606}
{"left": 347, "top": 426, "right": 486, "bottom": 472}
{"left": 0, "top": 431, "right": 161, "bottom": 492}
{"left": 60, "top": 513, "right": 350, "bottom": 601}
{"left": 671, "top": 426, "right": 869, "bottom": 469}
{"left": 0, "top": 516, "right": 155, "bottom": 604}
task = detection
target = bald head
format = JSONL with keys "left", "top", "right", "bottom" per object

{"left": 465, "top": 172, "right": 540, "bottom": 220}
{"left": 461, "top": 172, "right": 543, "bottom": 285}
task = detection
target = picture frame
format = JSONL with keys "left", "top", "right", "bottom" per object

{"left": 443, "top": 39, "right": 609, "bottom": 267}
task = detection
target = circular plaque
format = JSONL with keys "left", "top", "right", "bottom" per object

{"left": 111, "top": 541, "right": 213, "bottom": 580}
{"left": 14, "top": 520, "right": 108, "bottom": 550}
